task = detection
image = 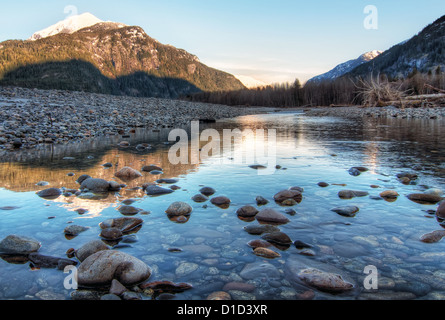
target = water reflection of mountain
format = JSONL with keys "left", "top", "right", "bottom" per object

{"left": 0, "top": 136, "right": 199, "bottom": 193}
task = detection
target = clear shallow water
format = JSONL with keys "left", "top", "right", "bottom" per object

{"left": 0, "top": 111, "right": 445, "bottom": 300}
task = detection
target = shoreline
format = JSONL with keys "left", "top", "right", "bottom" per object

{"left": 0, "top": 86, "right": 268, "bottom": 150}
{"left": 300, "top": 105, "right": 445, "bottom": 120}
{"left": 1, "top": 86, "right": 444, "bottom": 151}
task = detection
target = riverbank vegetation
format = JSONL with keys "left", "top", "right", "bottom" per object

{"left": 186, "top": 69, "right": 445, "bottom": 108}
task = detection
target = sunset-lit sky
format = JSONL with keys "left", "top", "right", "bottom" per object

{"left": 0, "top": 0, "right": 443, "bottom": 84}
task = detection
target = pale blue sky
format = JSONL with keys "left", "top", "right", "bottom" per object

{"left": 0, "top": 0, "right": 443, "bottom": 83}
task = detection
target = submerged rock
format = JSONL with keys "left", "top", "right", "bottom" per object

{"left": 75, "top": 240, "right": 110, "bottom": 262}
{"left": 80, "top": 178, "right": 110, "bottom": 193}
{"left": 256, "top": 208, "right": 290, "bottom": 225}
{"left": 420, "top": 230, "right": 445, "bottom": 243}
{"left": 100, "top": 228, "right": 123, "bottom": 240}
{"left": 407, "top": 193, "right": 442, "bottom": 204}
{"left": 64, "top": 225, "right": 90, "bottom": 236}
{"left": 28, "top": 253, "right": 77, "bottom": 270}
{"left": 338, "top": 190, "right": 369, "bottom": 199}
{"left": 156, "top": 178, "right": 179, "bottom": 184}
{"left": 99, "top": 217, "right": 143, "bottom": 233}
{"left": 200, "top": 187, "right": 216, "bottom": 196}
{"left": 140, "top": 280, "right": 193, "bottom": 294}
{"left": 76, "top": 174, "right": 92, "bottom": 185}
{"left": 118, "top": 205, "right": 142, "bottom": 216}
{"left": 210, "top": 196, "right": 231, "bottom": 208}
{"left": 165, "top": 202, "right": 193, "bottom": 216}
{"left": 244, "top": 224, "right": 280, "bottom": 235}
{"left": 114, "top": 167, "right": 143, "bottom": 181}
{"left": 145, "top": 185, "right": 174, "bottom": 196}
{"left": 437, "top": 202, "right": 445, "bottom": 219}
{"left": 191, "top": 194, "right": 208, "bottom": 203}
{"left": 236, "top": 205, "right": 259, "bottom": 218}
{"left": 141, "top": 165, "right": 163, "bottom": 173}
{"left": 273, "top": 190, "right": 302, "bottom": 203}
{"left": 297, "top": 268, "right": 354, "bottom": 293}
{"left": 255, "top": 196, "right": 269, "bottom": 206}
{"left": 261, "top": 232, "right": 292, "bottom": 245}
{"left": 247, "top": 239, "right": 272, "bottom": 248}
{"left": 380, "top": 190, "right": 400, "bottom": 200}
{"left": 0, "top": 235, "right": 41, "bottom": 254}
{"left": 77, "top": 250, "right": 151, "bottom": 287}
{"left": 207, "top": 291, "right": 231, "bottom": 300}
{"left": 331, "top": 206, "right": 360, "bottom": 217}
{"left": 253, "top": 247, "right": 281, "bottom": 259}
{"left": 36, "top": 188, "right": 62, "bottom": 199}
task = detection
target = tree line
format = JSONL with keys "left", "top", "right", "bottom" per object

{"left": 185, "top": 68, "right": 445, "bottom": 108}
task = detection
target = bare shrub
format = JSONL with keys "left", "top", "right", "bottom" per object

{"left": 355, "top": 75, "right": 406, "bottom": 107}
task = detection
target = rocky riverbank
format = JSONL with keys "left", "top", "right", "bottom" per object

{"left": 303, "top": 105, "right": 445, "bottom": 119}
{"left": 0, "top": 86, "right": 265, "bottom": 150}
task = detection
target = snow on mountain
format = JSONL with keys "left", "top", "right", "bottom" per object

{"left": 307, "top": 50, "right": 383, "bottom": 83}
{"left": 29, "top": 12, "right": 125, "bottom": 41}
{"left": 235, "top": 75, "right": 267, "bottom": 88}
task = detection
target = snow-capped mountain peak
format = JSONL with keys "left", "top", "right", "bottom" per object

{"left": 29, "top": 12, "right": 120, "bottom": 41}
{"left": 307, "top": 50, "right": 383, "bottom": 83}
{"left": 360, "top": 50, "right": 384, "bottom": 61}
{"left": 235, "top": 75, "right": 267, "bottom": 88}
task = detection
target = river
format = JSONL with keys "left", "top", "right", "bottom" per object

{"left": 0, "top": 111, "right": 444, "bottom": 300}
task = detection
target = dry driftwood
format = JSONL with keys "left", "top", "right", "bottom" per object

{"left": 424, "top": 84, "right": 445, "bottom": 94}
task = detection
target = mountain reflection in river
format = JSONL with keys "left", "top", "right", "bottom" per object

{"left": 0, "top": 111, "right": 445, "bottom": 300}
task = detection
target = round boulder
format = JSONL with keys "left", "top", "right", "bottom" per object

{"left": 77, "top": 250, "right": 151, "bottom": 287}
{"left": 236, "top": 205, "right": 259, "bottom": 218}
{"left": 261, "top": 232, "right": 292, "bottom": 245}
{"left": 200, "top": 187, "right": 216, "bottom": 196}
{"left": 192, "top": 194, "right": 208, "bottom": 203}
{"left": 210, "top": 196, "right": 231, "bottom": 208}
{"left": 273, "top": 190, "right": 302, "bottom": 203}
{"left": 37, "top": 188, "right": 62, "bottom": 199}
{"left": 165, "top": 202, "right": 193, "bottom": 216}
{"left": 256, "top": 208, "right": 290, "bottom": 225}
{"left": 0, "top": 235, "right": 41, "bottom": 254}
{"left": 80, "top": 178, "right": 111, "bottom": 193}
{"left": 75, "top": 240, "right": 110, "bottom": 262}
{"left": 114, "top": 167, "right": 143, "bottom": 181}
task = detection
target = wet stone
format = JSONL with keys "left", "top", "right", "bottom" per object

{"left": 407, "top": 193, "right": 442, "bottom": 205}
{"left": 338, "top": 190, "right": 369, "bottom": 199}
{"left": 256, "top": 208, "right": 290, "bottom": 225}
{"left": 145, "top": 185, "right": 174, "bottom": 196}
{"left": 256, "top": 196, "right": 269, "bottom": 206}
{"left": 118, "top": 205, "right": 142, "bottom": 216}
{"left": 236, "top": 205, "right": 259, "bottom": 218}
{"left": 261, "top": 232, "right": 292, "bottom": 245}
{"left": 64, "top": 225, "right": 90, "bottom": 236}
{"left": 253, "top": 247, "right": 281, "bottom": 259}
{"left": 192, "top": 194, "right": 208, "bottom": 203}
{"left": 273, "top": 190, "right": 302, "bottom": 203}
{"left": 200, "top": 187, "right": 216, "bottom": 196}
{"left": 244, "top": 224, "right": 280, "bottom": 235}
{"left": 331, "top": 206, "right": 360, "bottom": 217}
{"left": 0, "top": 235, "right": 41, "bottom": 254}
{"left": 297, "top": 268, "right": 354, "bottom": 293}
{"left": 36, "top": 188, "right": 62, "bottom": 199}
{"left": 420, "top": 230, "right": 445, "bottom": 243}
{"left": 165, "top": 202, "right": 193, "bottom": 216}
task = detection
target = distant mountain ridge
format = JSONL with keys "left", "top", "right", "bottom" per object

{"left": 0, "top": 13, "right": 245, "bottom": 98}
{"left": 307, "top": 50, "right": 383, "bottom": 83}
{"left": 347, "top": 14, "right": 445, "bottom": 79}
